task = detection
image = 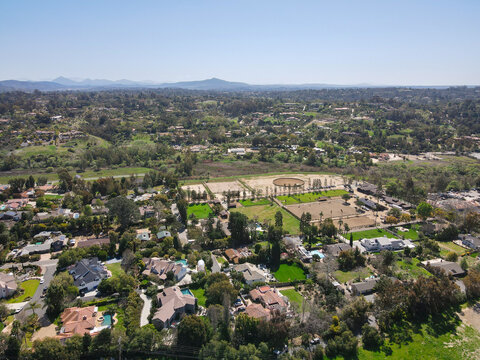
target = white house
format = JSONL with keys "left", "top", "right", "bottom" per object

{"left": 233, "top": 263, "right": 267, "bottom": 285}
{"left": 360, "top": 236, "right": 414, "bottom": 252}
{"left": 459, "top": 234, "right": 480, "bottom": 251}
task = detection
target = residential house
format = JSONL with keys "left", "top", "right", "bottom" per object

{"left": 142, "top": 258, "right": 187, "bottom": 282}
{"left": 297, "top": 245, "right": 312, "bottom": 262}
{"left": 422, "top": 259, "right": 466, "bottom": 277}
{"left": 224, "top": 248, "right": 251, "bottom": 264}
{"left": 68, "top": 258, "right": 108, "bottom": 293}
{"left": 249, "top": 285, "right": 288, "bottom": 313}
{"left": 233, "top": 263, "right": 266, "bottom": 285}
{"left": 157, "top": 230, "right": 172, "bottom": 240}
{"left": 152, "top": 286, "right": 197, "bottom": 329}
{"left": 0, "top": 273, "right": 17, "bottom": 299}
{"left": 459, "top": 234, "right": 480, "bottom": 251}
{"left": 325, "top": 243, "right": 352, "bottom": 257}
{"left": 360, "top": 236, "right": 414, "bottom": 253}
{"left": 245, "top": 303, "right": 270, "bottom": 321}
{"left": 57, "top": 306, "right": 105, "bottom": 340}
{"left": 350, "top": 278, "right": 379, "bottom": 296}
{"left": 136, "top": 228, "right": 151, "bottom": 241}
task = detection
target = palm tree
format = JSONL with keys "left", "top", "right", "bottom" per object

{"left": 28, "top": 301, "right": 41, "bottom": 315}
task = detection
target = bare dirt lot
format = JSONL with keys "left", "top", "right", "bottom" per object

{"left": 181, "top": 183, "right": 208, "bottom": 196}
{"left": 459, "top": 307, "right": 480, "bottom": 333}
{"left": 332, "top": 215, "right": 376, "bottom": 229}
{"left": 243, "top": 174, "right": 344, "bottom": 195}
{"left": 286, "top": 198, "right": 357, "bottom": 221}
{"left": 204, "top": 181, "right": 249, "bottom": 200}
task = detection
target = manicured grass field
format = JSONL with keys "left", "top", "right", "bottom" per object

{"left": 239, "top": 199, "right": 271, "bottom": 207}
{"left": 276, "top": 189, "right": 349, "bottom": 205}
{"left": 106, "top": 262, "right": 125, "bottom": 277}
{"left": 191, "top": 288, "right": 206, "bottom": 307}
{"left": 358, "top": 322, "right": 480, "bottom": 360}
{"left": 43, "top": 194, "right": 63, "bottom": 200}
{"left": 187, "top": 203, "right": 213, "bottom": 219}
{"left": 7, "top": 279, "right": 40, "bottom": 303}
{"left": 274, "top": 264, "right": 306, "bottom": 282}
{"left": 396, "top": 258, "right": 431, "bottom": 279}
{"left": 348, "top": 228, "right": 398, "bottom": 241}
{"left": 395, "top": 224, "right": 420, "bottom": 240}
{"left": 280, "top": 289, "right": 303, "bottom": 310}
{"left": 334, "top": 268, "right": 373, "bottom": 283}
{"left": 231, "top": 203, "right": 300, "bottom": 234}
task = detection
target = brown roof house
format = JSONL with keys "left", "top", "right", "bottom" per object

{"left": 0, "top": 273, "right": 17, "bottom": 299}
{"left": 249, "top": 285, "right": 288, "bottom": 313}
{"left": 57, "top": 306, "right": 105, "bottom": 340}
{"left": 245, "top": 303, "right": 270, "bottom": 321}
{"left": 142, "top": 258, "right": 187, "bottom": 282}
{"left": 152, "top": 286, "right": 197, "bottom": 329}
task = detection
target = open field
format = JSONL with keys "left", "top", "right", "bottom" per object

{"left": 7, "top": 279, "right": 40, "bottom": 304}
{"left": 276, "top": 189, "right": 349, "bottom": 205}
{"left": 280, "top": 289, "right": 303, "bottom": 310}
{"left": 231, "top": 203, "right": 300, "bottom": 234}
{"left": 348, "top": 228, "right": 398, "bottom": 241}
{"left": 187, "top": 203, "right": 213, "bottom": 219}
{"left": 334, "top": 267, "right": 373, "bottom": 283}
{"left": 358, "top": 320, "right": 480, "bottom": 360}
{"left": 286, "top": 198, "right": 357, "bottom": 221}
{"left": 0, "top": 166, "right": 152, "bottom": 184}
{"left": 274, "top": 264, "right": 306, "bottom": 282}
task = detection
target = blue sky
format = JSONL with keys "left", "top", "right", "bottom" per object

{"left": 0, "top": 0, "right": 479, "bottom": 85}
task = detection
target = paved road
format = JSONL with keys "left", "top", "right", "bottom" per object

{"left": 2, "top": 259, "right": 58, "bottom": 325}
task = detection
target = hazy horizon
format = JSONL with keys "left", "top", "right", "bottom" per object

{"left": 1, "top": 0, "right": 479, "bottom": 86}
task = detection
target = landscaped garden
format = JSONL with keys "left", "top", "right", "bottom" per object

{"left": 274, "top": 263, "right": 306, "bottom": 282}
{"left": 394, "top": 224, "right": 421, "bottom": 240}
{"left": 395, "top": 258, "right": 431, "bottom": 279}
{"left": 187, "top": 203, "right": 213, "bottom": 219}
{"left": 280, "top": 289, "right": 304, "bottom": 310}
{"left": 7, "top": 279, "right": 40, "bottom": 303}
{"left": 190, "top": 288, "right": 206, "bottom": 307}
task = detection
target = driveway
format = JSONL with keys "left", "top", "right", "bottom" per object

{"left": 139, "top": 292, "right": 152, "bottom": 327}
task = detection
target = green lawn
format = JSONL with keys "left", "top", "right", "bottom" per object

{"left": 7, "top": 279, "right": 40, "bottom": 303}
{"left": 280, "top": 289, "right": 303, "bottom": 311}
{"left": 43, "top": 194, "right": 63, "bottom": 200}
{"left": 187, "top": 203, "right": 213, "bottom": 219}
{"left": 239, "top": 199, "right": 271, "bottom": 207}
{"left": 437, "top": 241, "right": 466, "bottom": 256}
{"left": 276, "top": 189, "right": 349, "bottom": 205}
{"left": 274, "top": 264, "right": 306, "bottom": 282}
{"left": 231, "top": 203, "right": 300, "bottom": 235}
{"left": 394, "top": 224, "right": 420, "bottom": 240}
{"left": 106, "top": 262, "right": 125, "bottom": 277}
{"left": 396, "top": 258, "right": 431, "bottom": 279}
{"left": 191, "top": 288, "right": 206, "bottom": 307}
{"left": 358, "top": 322, "right": 480, "bottom": 360}
{"left": 216, "top": 256, "right": 227, "bottom": 264}
{"left": 334, "top": 268, "right": 373, "bottom": 283}
{"left": 348, "top": 228, "right": 397, "bottom": 241}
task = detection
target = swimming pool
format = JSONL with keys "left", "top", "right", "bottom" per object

{"left": 102, "top": 314, "right": 112, "bottom": 326}
{"left": 176, "top": 259, "right": 187, "bottom": 266}
{"left": 310, "top": 250, "right": 325, "bottom": 259}
{"left": 181, "top": 288, "right": 194, "bottom": 296}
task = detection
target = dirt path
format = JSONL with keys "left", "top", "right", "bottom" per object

{"left": 459, "top": 307, "right": 480, "bottom": 333}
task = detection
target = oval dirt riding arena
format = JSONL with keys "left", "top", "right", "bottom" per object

{"left": 273, "top": 177, "right": 305, "bottom": 187}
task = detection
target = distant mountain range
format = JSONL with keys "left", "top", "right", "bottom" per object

{"left": 0, "top": 76, "right": 458, "bottom": 92}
